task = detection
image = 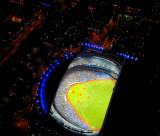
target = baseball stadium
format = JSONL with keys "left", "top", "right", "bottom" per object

{"left": 48, "top": 51, "right": 124, "bottom": 136}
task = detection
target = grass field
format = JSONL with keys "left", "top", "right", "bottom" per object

{"left": 67, "top": 78, "right": 115, "bottom": 131}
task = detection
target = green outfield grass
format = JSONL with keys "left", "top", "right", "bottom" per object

{"left": 67, "top": 78, "right": 115, "bottom": 131}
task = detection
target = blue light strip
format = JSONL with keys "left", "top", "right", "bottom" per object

{"left": 36, "top": 52, "right": 75, "bottom": 115}
{"left": 41, "top": 2, "right": 50, "bottom": 7}
{"left": 81, "top": 42, "right": 104, "bottom": 51}
{"left": 116, "top": 53, "right": 138, "bottom": 61}
{"left": 40, "top": 77, "right": 48, "bottom": 114}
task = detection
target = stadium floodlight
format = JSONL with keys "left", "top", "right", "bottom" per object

{"left": 135, "top": 57, "right": 138, "bottom": 61}
{"left": 42, "top": 83, "right": 45, "bottom": 87}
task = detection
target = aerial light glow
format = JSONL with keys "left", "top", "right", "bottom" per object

{"left": 12, "top": 16, "right": 23, "bottom": 23}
